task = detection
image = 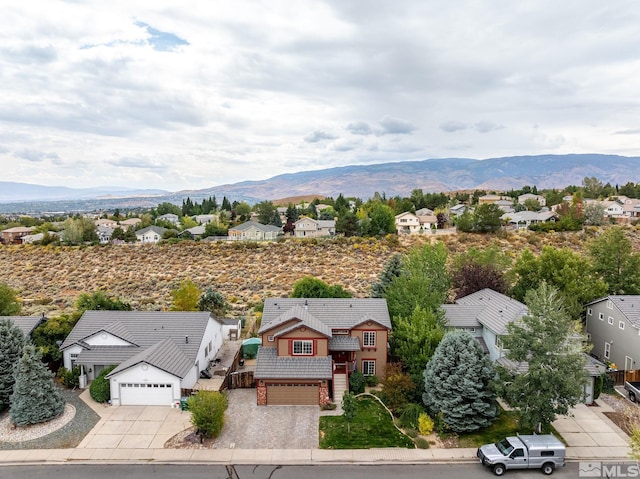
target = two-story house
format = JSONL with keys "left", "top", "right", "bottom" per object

{"left": 294, "top": 218, "right": 336, "bottom": 238}
{"left": 445, "top": 289, "right": 603, "bottom": 403}
{"left": 254, "top": 298, "right": 391, "bottom": 406}
{"left": 518, "top": 193, "right": 547, "bottom": 207}
{"left": 395, "top": 212, "right": 437, "bottom": 235}
{"left": 586, "top": 295, "right": 640, "bottom": 371}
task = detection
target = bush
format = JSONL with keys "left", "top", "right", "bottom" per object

{"left": 365, "top": 375, "right": 379, "bottom": 387}
{"left": 413, "top": 437, "right": 430, "bottom": 449}
{"left": 349, "top": 371, "right": 365, "bottom": 394}
{"left": 188, "top": 391, "right": 228, "bottom": 438}
{"left": 593, "top": 373, "right": 603, "bottom": 401}
{"left": 405, "top": 428, "right": 419, "bottom": 438}
{"left": 602, "top": 373, "right": 615, "bottom": 394}
{"left": 418, "top": 412, "right": 435, "bottom": 435}
{"left": 379, "top": 363, "right": 415, "bottom": 412}
{"left": 58, "top": 366, "right": 81, "bottom": 389}
{"left": 398, "top": 403, "right": 424, "bottom": 429}
{"left": 89, "top": 365, "right": 116, "bottom": 403}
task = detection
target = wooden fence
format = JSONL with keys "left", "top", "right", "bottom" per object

{"left": 219, "top": 347, "right": 256, "bottom": 391}
{"left": 607, "top": 369, "right": 640, "bottom": 386}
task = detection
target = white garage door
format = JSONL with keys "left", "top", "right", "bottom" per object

{"left": 119, "top": 383, "right": 174, "bottom": 406}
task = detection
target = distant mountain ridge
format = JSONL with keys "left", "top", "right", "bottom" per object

{"left": 2, "top": 154, "right": 639, "bottom": 213}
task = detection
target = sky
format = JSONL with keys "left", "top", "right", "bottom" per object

{"left": 1, "top": 1, "right": 640, "bottom": 192}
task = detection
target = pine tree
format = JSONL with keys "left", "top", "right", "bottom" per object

{"left": 0, "top": 318, "right": 27, "bottom": 410}
{"left": 423, "top": 330, "right": 497, "bottom": 433}
{"left": 10, "top": 344, "right": 65, "bottom": 426}
{"left": 371, "top": 254, "right": 403, "bottom": 298}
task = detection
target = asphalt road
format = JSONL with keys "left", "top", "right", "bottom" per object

{"left": 0, "top": 463, "right": 591, "bottom": 479}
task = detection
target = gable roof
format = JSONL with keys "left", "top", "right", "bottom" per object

{"left": 447, "top": 289, "right": 527, "bottom": 335}
{"left": 254, "top": 347, "right": 332, "bottom": 379}
{"left": 260, "top": 305, "right": 332, "bottom": 337}
{"left": 587, "top": 295, "right": 640, "bottom": 329}
{"left": 61, "top": 311, "right": 219, "bottom": 379}
{"left": 229, "top": 221, "right": 282, "bottom": 233}
{"left": 1, "top": 315, "right": 45, "bottom": 337}
{"left": 136, "top": 225, "right": 167, "bottom": 236}
{"left": 260, "top": 298, "right": 392, "bottom": 334}
{"left": 107, "top": 338, "right": 193, "bottom": 379}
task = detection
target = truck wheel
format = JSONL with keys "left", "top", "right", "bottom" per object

{"left": 493, "top": 464, "right": 506, "bottom": 476}
{"left": 630, "top": 391, "right": 636, "bottom": 403}
{"left": 542, "top": 462, "right": 555, "bottom": 475}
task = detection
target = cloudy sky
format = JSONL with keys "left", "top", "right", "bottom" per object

{"left": 2, "top": 1, "right": 639, "bottom": 191}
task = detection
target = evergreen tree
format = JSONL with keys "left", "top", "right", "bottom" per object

{"left": 371, "top": 254, "right": 403, "bottom": 298}
{"left": 423, "top": 330, "right": 497, "bottom": 433}
{"left": 499, "top": 282, "right": 588, "bottom": 432}
{"left": 221, "top": 196, "right": 231, "bottom": 211}
{"left": 0, "top": 319, "right": 27, "bottom": 410}
{"left": 10, "top": 344, "right": 66, "bottom": 426}
{"left": 198, "top": 287, "right": 229, "bottom": 316}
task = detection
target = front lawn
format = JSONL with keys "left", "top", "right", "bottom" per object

{"left": 456, "top": 410, "right": 522, "bottom": 448}
{"left": 319, "top": 396, "right": 414, "bottom": 449}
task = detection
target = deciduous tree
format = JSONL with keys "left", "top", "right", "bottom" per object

{"left": 588, "top": 226, "right": 640, "bottom": 294}
{"left": 170, "top": 279, "right": 202, "bottom": 311}
{"left": 0, "top": 283, "right": 21, "bottom": 316}
{"left": 499, "top": 283, "right": 588, "bottom": 432}
{"left": 290, "top": 277, "right": 352, "bottom": 298}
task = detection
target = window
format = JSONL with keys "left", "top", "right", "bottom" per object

{"left": 267, "top": 335, "right": 275, "bottom": 342}
{"left": 619, "top": 321, "right": 625, "bottom": 330}
{"left": 599, "top": 312, "right": 604, "bottom": 321}
{"left": 469, "top": 327, "right": 476, "bottom": 333}
{"left": 363, "top": 331, "right": 376, "bottom": 347}
{"left": 70, "top": 353, "right": 78, "bottom": 367}
{"left": 362, "top": 360, "right": 375, "bottom": 376}
{"left": 608, "top": 316, "right": 614, "bottom": 325}
{"left": 607, "top": 300, "right": 613, "bottom": 309}
{"left": 541, "top": 451, "right": 555, "bottom": 457}
{"left": 587, "top": 308, "right": 592, "bottom": 316}
{"left": 604, "top": 342, "right": 611, "bottom": 360}
{"left": 292, "top": 340, "right": 313, "bottom": 355}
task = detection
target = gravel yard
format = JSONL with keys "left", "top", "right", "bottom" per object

{"left": 0, "top": 389, "right": 100, "bottom": 450}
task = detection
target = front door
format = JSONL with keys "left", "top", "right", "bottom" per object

{"left": 333, "top": 352, "right": 348, "bottom": 373}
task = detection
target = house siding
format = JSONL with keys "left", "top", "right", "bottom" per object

{"left": 109, "top": 363, "right": 181, "bottom": 406}
{"left": 587, "top": 300, "right": 639, "bottom": 369}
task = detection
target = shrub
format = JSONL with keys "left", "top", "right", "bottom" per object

{"left": 349, "top": 371, "right": 365, "bottom": 394}
{"left": 405, "top": 428, "right": 419, "bottom": 438}
{"left": 593, "top": 373, "right": 603, "bottom": 401}
{"left": 89, "top": 365, "right": 116, "bottom": 403}
{"left": 602, "top": 373, "right": 615, "bottom": 394}
{"left": 58, "top": 366, "right": 81, "bottom": 389}
{"left": 365, "top": 375, "right": 379, "bottom": 387}
{"left": 379, "top": 363, "right": 415, "bottom": 412}
{"left": 188, "top": 391, "right": 228, "bottom": 438}
{"left": 414, "top": 437, "right": 430, "bottom": 449}
{"left": 398, "top": 403, "right": 424, "bottom": 429}
{"left": 418, "top": 412, "right": 435, "bottom": 435}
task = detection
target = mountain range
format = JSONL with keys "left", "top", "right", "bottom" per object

{"left": 2, "top": 154, "right": 639, "bottom": 214}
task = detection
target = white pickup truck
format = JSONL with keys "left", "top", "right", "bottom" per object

{"left": 477, "top": 434, "right": 566, "bottom": 476}
{"left": 625, "top": 381, "right": 640, "bottom": 402}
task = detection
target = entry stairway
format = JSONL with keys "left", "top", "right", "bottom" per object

{"left": 333, "top": 373, "right": 348, "bottom": 406}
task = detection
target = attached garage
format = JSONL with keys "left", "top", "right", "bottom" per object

{"left": 119, "top": 383, "right": 174, "bottom": 406}
{"left": 266, "top": 383, "right": 319, "bottom": 405}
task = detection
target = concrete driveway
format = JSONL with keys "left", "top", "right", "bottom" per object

{"left": 211, "top": 389, "right": 319, "bottom": 449}
{"left": 77, "top": 391, "right": 192, "bottom": 451}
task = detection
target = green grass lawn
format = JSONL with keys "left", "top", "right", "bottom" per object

{"left": 456, "top": 410, "right": 522, "bottom": 448}
{"left": 319, "top": 397, "right": 415, "bottom": 449}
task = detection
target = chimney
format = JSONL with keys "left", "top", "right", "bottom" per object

{"left": 185, "top": 335, "right": 189, "bottom": 344}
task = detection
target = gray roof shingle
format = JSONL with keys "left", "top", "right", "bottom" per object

{"left": 107, "top": 338, "right": 194, "bottom": 379}
{"left": 1, "top": 315, "right": 45, "bottom": 337}
{"left": 61, "top": 311, "right": 219, "bottom": 379}
{"left": 454, "top": 289, "right": 527, "bottom": 335}
{"left": 254, "top": 347, "right": 333, "bottom": 379}
{"left": 328, "top": 336, "right": 360, "bottom": 351}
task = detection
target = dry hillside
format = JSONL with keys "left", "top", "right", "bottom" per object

{"left": 0, "top": 229, "right": 624, "bottom": 317}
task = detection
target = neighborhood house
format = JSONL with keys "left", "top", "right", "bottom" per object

{"left": 254, "top": 298, "right": 391, "bottom": 406}
{"left": 60, "top": 311, "right": 229, "bottom": 406}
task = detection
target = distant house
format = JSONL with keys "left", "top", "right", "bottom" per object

{"left": 415, "top": 208, "right": 434, "bottom": 216}
{"left": 444, "top": 289, "right": 603, "bottom": 403}
{"left": 294, "top": 218, "right": 336, "bottom": 238}
{"left": 478, "top": 194, "right": 510, "bottom": 205}
{"left": 180, "top": 225, "right": 206, "bottom": 239}
{"left": 255, "top": 298, "right": 392, "bottom": 405}
{"left": 136, "top": 226, "right": 167, "bottom": 244}
{"left": 518, "top": 193, "right": 547, "bottom": 207}
{"left": 157, "top": 213, "right": 180, "bottom": 225}
{"left": 449, "top": 204, "right": 468, "bottom": 217}
{"left": 0, "top": 226, "right": 35, "bottom": 244}
{"left": 192, "top": 214, "right": 218, "bottom": 225}
{"left": 95, "top": 218, "right": 118, "bottom": 229}
{"left": 97, "top": 226, "right": 114, "bottom": 244}
{"left": 119, "top": 218, "right": 142, "bottom": 228}
{"left": 586, "top": 295, "right": 640, "bottom": 371}
{"left": 501, "top": 211, "right": 557, "bottom": 230}
{"left": 395, "top": 212, "right": 437, "bottom": 235}
{"left": 60, "top": 311, "right": 225, "bottom": 406}
{"left": 228, "top": 221, "right": 282, "bottom": 241}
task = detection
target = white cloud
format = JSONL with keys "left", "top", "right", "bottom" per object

{"left": 0, "top": 0, "right": 639, "bottom": 191}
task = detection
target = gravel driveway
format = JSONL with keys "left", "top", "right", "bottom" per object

{"left": 212, "top": 389, "right": 319, "bottom": 449}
